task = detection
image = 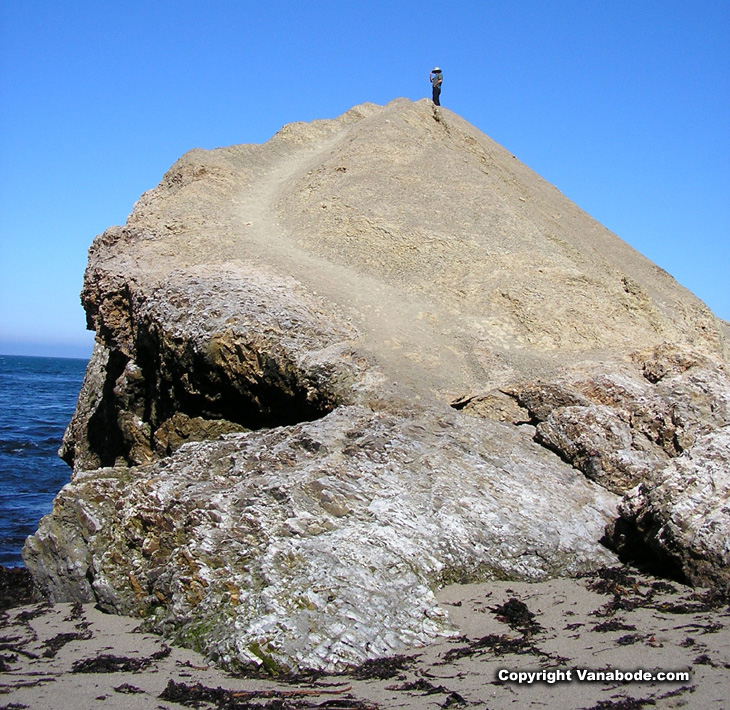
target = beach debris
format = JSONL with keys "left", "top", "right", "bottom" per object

{"left": 349, "top": 653, "right": 418, "bottom": 680}
{"left": 158, "top": 678, "right": 374, "bottom": 709}
{"left": 113, "top": 682, "right": 145, "bottom": 693}
{"left": 72, "top": 645, "right": 170, "bottom": 673}
{"left": 489, "top": 597, "right": 543, "bottom": 636}
{"left": 386, "top": 677, "right": 449, "bottom": 694}
{"left": 590, "top": 619, "right": 637, "bottom": 633}
{"left": 41, "top": 629, "right": 93, "bottom": 658}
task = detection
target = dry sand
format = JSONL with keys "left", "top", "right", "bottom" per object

{"left": 1, "top": 566, "right": 728, "bottom": 709}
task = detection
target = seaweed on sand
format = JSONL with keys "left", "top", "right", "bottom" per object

{"left": 590, "top": 619, "right": 637, "bottom": 633}
{"left": 442, "top": 632, "right": 547, "bottom": 664}
{"left": 71, "top": 645, "right": 170, "bottom": 673}
{"left": 585, "top": 566, "right": 730, "bottom": 620}
{"left": 41, "top": 629, "right": 93, "bottom": 658}
{"left": 349, "top": 653, "right": 419, "bottom": 680}
{"left": 489, "top": 597, "right": 543, "bottom": 636}
{"left": 582, "top": 684, "right": 697, "bottom": 710}
{"left": 158, "top": 679, "right": 379, "bottom": 709}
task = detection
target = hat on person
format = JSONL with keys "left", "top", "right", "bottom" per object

{"left": 433, "top": 67, "right": 441, "bottom": 71}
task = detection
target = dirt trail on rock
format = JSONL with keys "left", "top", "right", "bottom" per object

{"left": 230, "top": 128, "right": 492, "bottom": 403}
{"left": 127, "top": 99, "right": 725, "bottom": 406}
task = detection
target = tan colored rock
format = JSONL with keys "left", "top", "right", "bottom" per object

{"left": 24, "top": 99, "right": 730, "bottom": 672}
{"left": 152, "top": 413, "right": 247, "bottom": 457}
{"left": 498, "top": 347, "right": 730, "bottom": 496}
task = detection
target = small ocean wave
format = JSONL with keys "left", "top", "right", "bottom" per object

{"left": 1, "top": 434, "right": 64, "bottom": 447}
{"left": 0, "top": 439, "right": 42, "bottom": 453}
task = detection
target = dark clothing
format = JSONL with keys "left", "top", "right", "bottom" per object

{"left": 430, "top": 70, "right": 443, "bottom": 106}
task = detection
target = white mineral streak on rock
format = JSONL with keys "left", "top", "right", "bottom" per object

{"left": 23, "top": 98, "right": 730, "bottom": 672}
{"left": 28, "top": 406, "right": 618, "bottom": 671}
{"left": 611, "top": 426, "right": 730, "bottom": 589}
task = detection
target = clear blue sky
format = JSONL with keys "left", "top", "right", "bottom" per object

{"left": 1, "top": 1, "right": 728, "bottom": 359}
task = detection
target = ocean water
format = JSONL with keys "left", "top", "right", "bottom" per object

{"left": 0, "top": 354, "right": 88, "bottom": 567}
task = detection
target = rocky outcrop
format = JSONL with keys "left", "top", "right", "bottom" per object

{"left": 24, "top": 99, "right": 730, "bottom": 671}
{"left": 25, "top": 405, "right": 618, "bottom": 671}
{"left": 459, "top": 344, "right": 730, "bottom": 587}
{"left": 60, "top": 263, "right": 372, "bottom": 472}
{"left": 606, "top": 426, "right": 730, "bottom": 589}
{"left": 477, "top": 344, "right": 730, "bottom": 495}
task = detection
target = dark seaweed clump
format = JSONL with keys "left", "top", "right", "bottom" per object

{"left": 442, "top": 633, "right": 540, "bottom": 663}
{"left": 388, "top": 678, "right": 447, "bottom": 694}
{"left": 584, "top": 566, "right": 729, "bottom": 620}
{"left": 72, "top": 645, "right": 170, "bottom": 673}
{"left": 490, "top": 597, "right": 542, "bottom": 636}
{"left": 582, "top": 684, "right": 697, "bottom": 710}
{"left": 159, "top": 679, "right": 380, "bottom": 709}
{"left": 442, "top": 594, "right": 569, "bottom": 665}
{"left": 349, "top": 653, "right": 418, "bottom": 680}
{"left": 591, "top": 619, "right": 637, "bottom": 633}
{"left": 41, "top": 630, "right": 93, "bottom": 658}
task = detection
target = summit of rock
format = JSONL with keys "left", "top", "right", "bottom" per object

{"left": 24, "top": 99, "right": 730, "bottom": 673}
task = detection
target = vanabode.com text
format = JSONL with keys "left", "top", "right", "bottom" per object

{"left": 497, "top": 668, "right": 691, "bottom": 684}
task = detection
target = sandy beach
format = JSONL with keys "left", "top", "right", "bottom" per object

{"left": 1, "top": 565, "right": 728, "bottom": 709}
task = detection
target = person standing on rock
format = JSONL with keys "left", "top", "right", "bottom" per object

{"left": 430, "top": 67, "right": 443, "bottom": 106}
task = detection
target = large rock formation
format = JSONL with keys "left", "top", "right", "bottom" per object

{"left": 24, "top": 99, "right": 730, "bottom": 672}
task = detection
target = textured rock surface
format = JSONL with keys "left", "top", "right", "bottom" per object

{"left": 25, "top": 405, "right": 618, "bottom": 671}
{"left": 24, "top": 99, "right": 730, "bottom": 671}
{"left": 484, "top": 345, "right": 730, "bottom": 496}
{"left": 607, "top": 426, "right": 730, "bottom": 589}
{"left": 464, "top": 345, "right": 730, "bottom": 589}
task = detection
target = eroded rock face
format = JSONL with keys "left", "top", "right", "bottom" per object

{"left": 24, "top": 99, "right": 730, "bottom": 671}
{"left": 471, "top": 345, "right": 730, "bottom": 496}
{"left": 26, "top": 405, "right": 618, "bottom": 671}
{"left": 459, "top": 345, "right": 730, "bottom": 587}
{"left": 606, "top": 427, "right": 730, "bottom": 589}
{"left": 62, "top": 263, "right": 372, "bottom": 472}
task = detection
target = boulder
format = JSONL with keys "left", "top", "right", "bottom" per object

{"left": 24, "top": 98, "right": 730, "bottom": 671}
{"left": 25, "top": 405, "right": 618, "bottom": 672}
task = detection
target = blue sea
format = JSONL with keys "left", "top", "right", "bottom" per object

{"left": 0, "top": 354, "right": 88, "bottom": 567}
